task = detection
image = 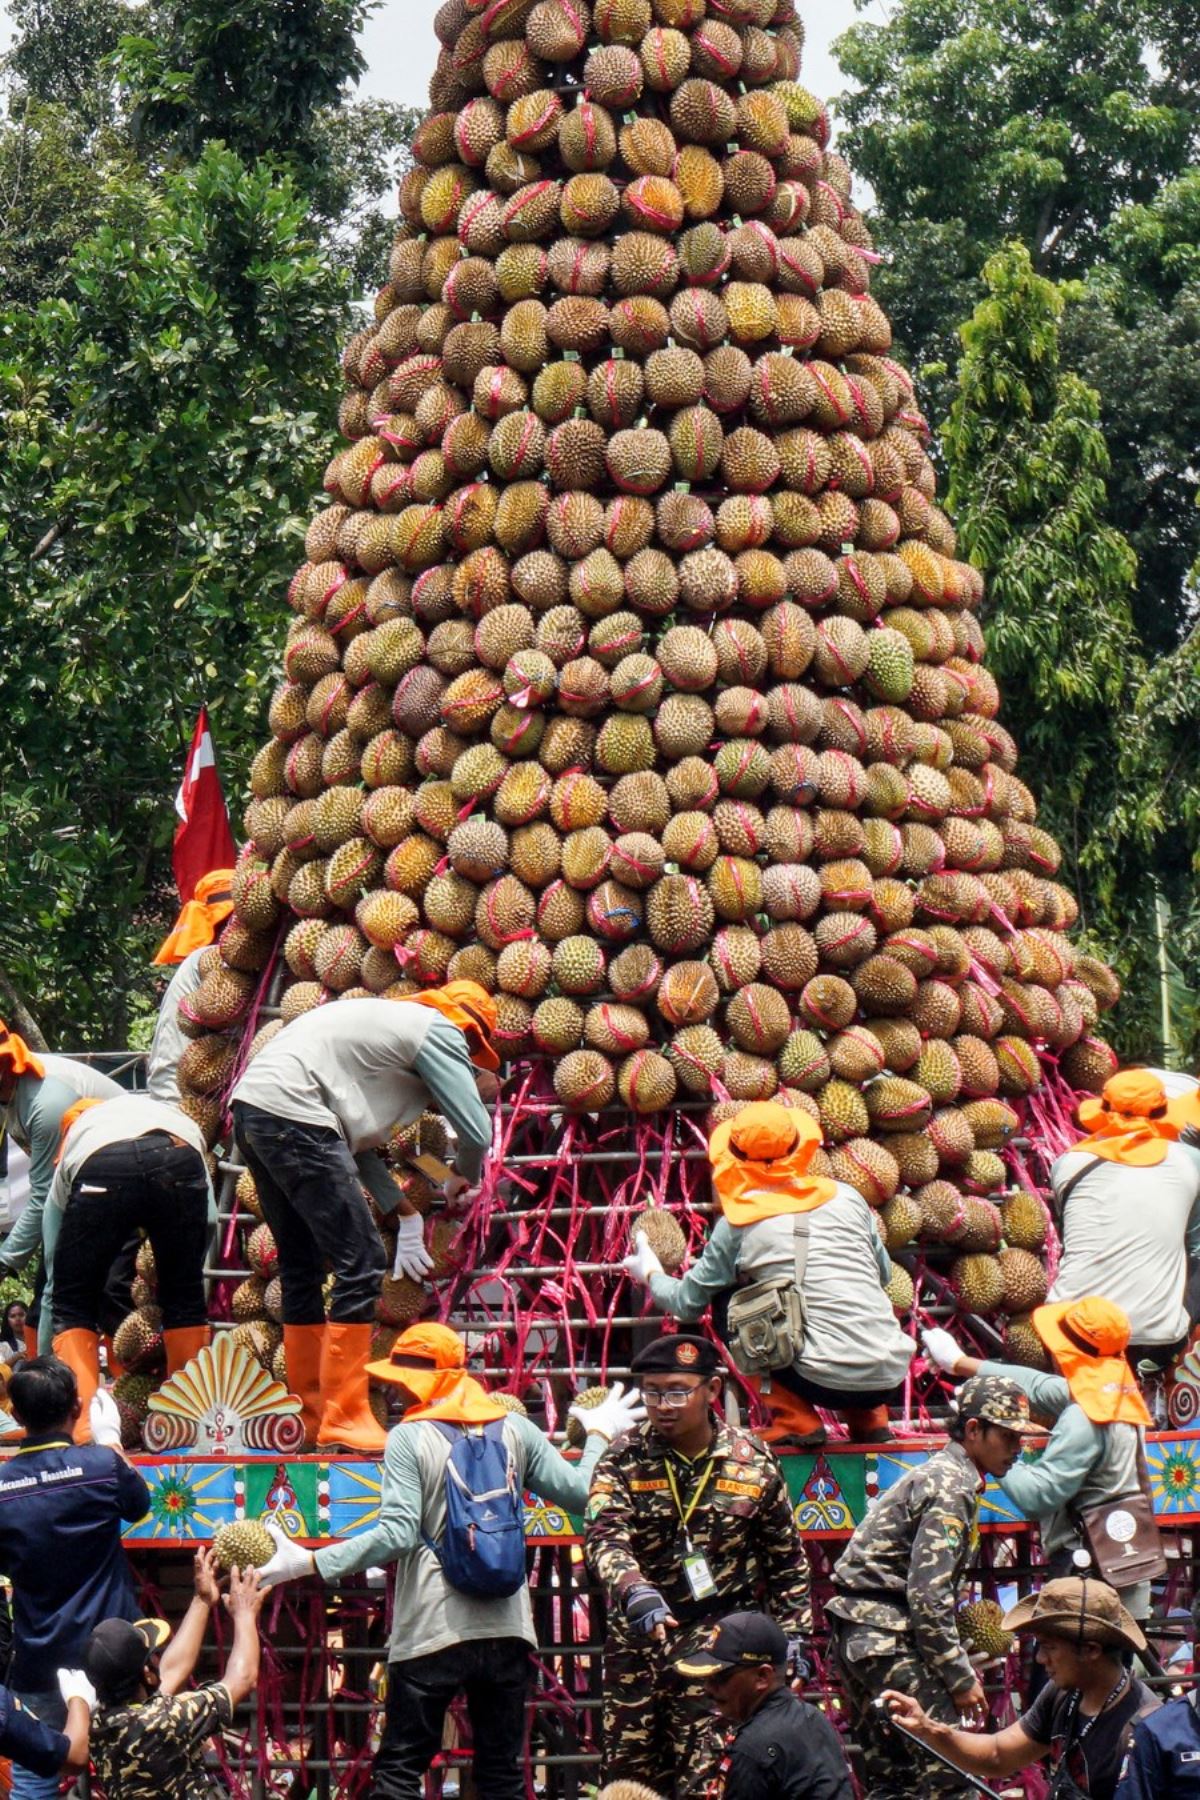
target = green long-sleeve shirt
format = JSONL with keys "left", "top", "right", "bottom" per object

{"left": 979, "top": 1360, "right": 1139, "bottom": 1558}
{"left": 647, "top": 1194, "right": 912, "bottom": 1393}
{"left": 1, "top": 1057, "right": 123, "bottom": 1271}
{"left": 314, "top": 1412, "right": 603, "bottom": 1662}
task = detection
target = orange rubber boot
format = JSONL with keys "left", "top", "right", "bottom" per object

{"left": 163, "top": 1325, "right": 211, "bottom": 1380}
{"left": 52, "top": 1329, "right": 101, "bottom": 1443}
{"left": 751, "top": 1378, "right": 826, "bottom": 1449}
{"left": 283, "top": 1324, "right": 325, "bottom": 1448}
{"left": 316, "top": 1322, "right": 386, "bottom": 1455}
{"left": 841, "top": 1404, "right": 893, "bottom": 1445}
{"left": 103, "top": 1336, "right": 126, "bottom": 1380}
{"left": 23, "top": 1324, "right": 38, "bottom": 1360}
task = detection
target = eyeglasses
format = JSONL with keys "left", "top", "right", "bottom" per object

{"left": 642, "top": 1383, "right": 705, "bottom": 1409}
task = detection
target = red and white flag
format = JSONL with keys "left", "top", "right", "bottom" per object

{"left": 171, "top": 707, "right": 236, "bottom": 901}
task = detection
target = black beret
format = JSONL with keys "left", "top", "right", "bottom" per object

{"left": 631, "top": 1335, "right": 719, "bottom": 1376}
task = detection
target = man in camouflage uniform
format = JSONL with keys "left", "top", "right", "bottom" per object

{"left": 584, "top": 1335, "right": 811, "bottom": 1800}
{"left": 826, "top": 1373, "right": 1031, "bottom": 1799}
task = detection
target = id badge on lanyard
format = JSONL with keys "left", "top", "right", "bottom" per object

{"left": 667, "top": 1452, "right": 719, "bottom": 1604}
{"left": 680, "top": 1536, "right": 718, "bottom": 1603}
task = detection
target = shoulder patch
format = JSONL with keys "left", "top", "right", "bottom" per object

{"left": 585, "top": 1493, "right": 611, "bottom": 1522}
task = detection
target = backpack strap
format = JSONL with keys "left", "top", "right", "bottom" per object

{"left": 1052, "top": 1156, "right": 1105, "bottom": 1228}
{"left": 792, "top": 1214, "right": 811, "bottom": 1291}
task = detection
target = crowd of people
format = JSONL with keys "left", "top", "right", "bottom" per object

{"left": 0, "top": 875, "right": 1198, "bottom": 1799}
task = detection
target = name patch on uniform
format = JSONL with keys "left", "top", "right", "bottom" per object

{"left": 630, "top": 1479, "right": 670, "bottom": 1492}
{"left": 716, "top": 1479, "right": 763, "bottom": 1498}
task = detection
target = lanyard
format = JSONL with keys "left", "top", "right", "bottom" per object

{"left": 665, "top": 1451, "right": 718, "bottom": 1538}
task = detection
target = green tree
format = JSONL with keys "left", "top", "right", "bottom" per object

{"left": 940, "top": 245, "right": 1180, "bottom": 1054}
{"left": 834, "top": 0, "right": 1200, "bottom": 644}
{"left": 0, "top": 145, "right": 348, "bottom": 1044}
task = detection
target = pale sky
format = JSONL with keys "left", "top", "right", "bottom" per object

{"left": 0, "top": 0, "right": 873, "bottom": 124}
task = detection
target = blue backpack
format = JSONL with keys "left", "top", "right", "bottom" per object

{"left": 422, "top": 1419, "right": 527, "bottom": 1599}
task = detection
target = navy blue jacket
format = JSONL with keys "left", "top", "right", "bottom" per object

{"left": 0, "top": 1433, "right": 150, "bottom": 1692}
{"left": 1118, "top": 1692, "right": 1200, "bottom": 1798}
{"left": 0, "top": 1687, "right": 70, "bottom": 1776}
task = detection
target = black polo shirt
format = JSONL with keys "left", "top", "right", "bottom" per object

{"left": 719, "top": 1686, "right": 853, "bottom": 1800}
{"left": 0, "top": 1433, "right": 150, "bottom": 1692}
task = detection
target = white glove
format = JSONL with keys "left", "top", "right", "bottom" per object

{"left": 57, "top": 1669, "right": 96, "bottom": 1710}
{"left": 921, "top": 1327, "right": 965, "bottom": 1372}
{"left": 259, "top": 1522, "right": 316, "bottom": 1588}
{"left": 393, "top": 1212, "right": 434, "bottom": 1282}
{"left": 89, "top": 1389, "right": 122, "bottom": 1449}
{"left": 621, "top": 1230, "right": 664, "bottom": 1287}
{"left": 569, "top": 1381, "right": 646, "bottom": 1444}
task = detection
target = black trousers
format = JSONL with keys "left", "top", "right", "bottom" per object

{"left": 372, "top": 1638, "right": 531, "bottom": 1800}
{"left": 232, "top": 1102, "right": 386, "bottom": 1326}
{"left": 53, "top": 1136, "right": 209, "bottom": 1336}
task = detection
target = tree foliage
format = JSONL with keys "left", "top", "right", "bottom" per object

{"left": 0, "top": 146, "right": 348, "bottom": 1043}
{"left": 0, "top": 0, "right": 421, "bottom": 1046}
{"left": 835, "top": 0, "right": 1200, "bottom": 644}
{"left": 943, "top": 244, "right": 1199, "bottom": 1062}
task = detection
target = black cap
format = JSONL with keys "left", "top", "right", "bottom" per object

{"left": 631, "top": 1335, "right": 719, "bottom": 1377}
{"left": 675, "top": 1612, "right": 788, "bottom": 1678}
{"left": 85, "top": 1618, "right": 171, "bottom": 1702}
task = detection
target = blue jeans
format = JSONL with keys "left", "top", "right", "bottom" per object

{"left": 10, "top": 1688, "right": 65, "bottom": 1800}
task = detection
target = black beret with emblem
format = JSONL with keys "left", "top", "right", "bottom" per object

{"left": 631, "top": 1334, "right": 720, "bottom": 1376}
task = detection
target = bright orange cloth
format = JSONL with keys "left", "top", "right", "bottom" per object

{"left": 1032, "top": 1296, "right": 1151, "bottom": 1427}
{"left": 1073, "top": 1069, "right": 1179, "bottom": 1167}
{"left": 407, "top": 981, "right": 500, "bottom": 1072}
{"left": 366, "top": 1321, "right": 507, "bottom": 1422}
{"left": 153, "top": 868, "right": 235, "bottom": 965}
{"left": 0, "top": 1025, "right": 44, "bottom": 1082}
{"left": 708, "top": 1101, "right": 836, "bottom": 1227}
{"left": 55, "top": 1096, "right": 106, "bottom": 1162}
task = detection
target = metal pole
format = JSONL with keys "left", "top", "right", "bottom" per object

{"left": 872, "top": 1703, "right": 1007, "bottom": 1800}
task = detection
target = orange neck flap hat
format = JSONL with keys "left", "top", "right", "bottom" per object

{"left": 407, "top": 981, "right": 500, "bottom": 1073}
{"left": 153, "top": 869, "right": 235, "bottom": 966}
{"left": 55, "top": 1096, "right": 106, "bottom": 1163}
{"left": 708, "top": 1102, "right": 836, "bottom": 1227}
{"left": 365, "top": 1321, "right": 507, "bottom": 1425}
{"left": 0, "top": 1023, "right": 45, "bottom": 1085}
{"left": 1031, "top": 1296, "right": 1151, "bottom": 1427}
{"left": 1072, "top": 1069, "right": 1177, "bottom": 1167}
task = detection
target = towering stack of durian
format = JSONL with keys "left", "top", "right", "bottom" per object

{"left": 186, "top": 0, "right": 1120, "bottom": 1348}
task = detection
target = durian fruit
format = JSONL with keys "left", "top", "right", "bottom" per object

{"left": 113, "top": 1306, "right": 165, "bottom": 1374}
{"left": 950, "top": 1254, "right": 1006, "bottom": 1316}
{"left": 565, "top": 1384, "right": 610, "bottom": 1449}
{"left": 1000, "top": 1190, "right": 1048, "bottom": 1253}
{"left": 212, "top": 1519, "right": 277, "bottom": 1573}
{"left": 628, "top": 1206, "right": 688, "bottom": 1274}
{"left": 998, "top": 1247, "right": 1048, "bottom": 1314}
{"left": 885, "top": 1264, "right": 914, "bottom": 1316}
{"left": 245, "top": 1224, "right": 278, "bottom": 1280}
{"left": 1005, "top": 1312, "right": 1052, "bottom": 1371}
{"left": 231, "top": 1320, "right": 282, "bottom": 1371}
{"left": 957, "top": 1599, "right": 1014, "bottom": 1661}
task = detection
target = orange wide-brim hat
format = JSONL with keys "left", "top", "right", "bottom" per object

{"left": 153, "top": 868, "right": 236, "bottom": 965}
{"left": 1032, "top": 1296, "right": 1151, "bottom": 1427}
{"left": 1073, "top": 1068, "right": 1178, "bottom": 1167}
{"left": 0, "top": 1023, "right": 45, "bottom": 1083}
{"left": 708, "top": 1101, "right": 835, "bottom": 1226}
{"left": 366, "top": 1321, "right": 506, "bottom": 1424}
{"left": 407, "top": 980, "right": 500, "bottom": 1072}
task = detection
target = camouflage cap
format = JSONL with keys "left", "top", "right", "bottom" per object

{"left": 956, "top": 1373, "right": 1031, "bottom": 1432}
